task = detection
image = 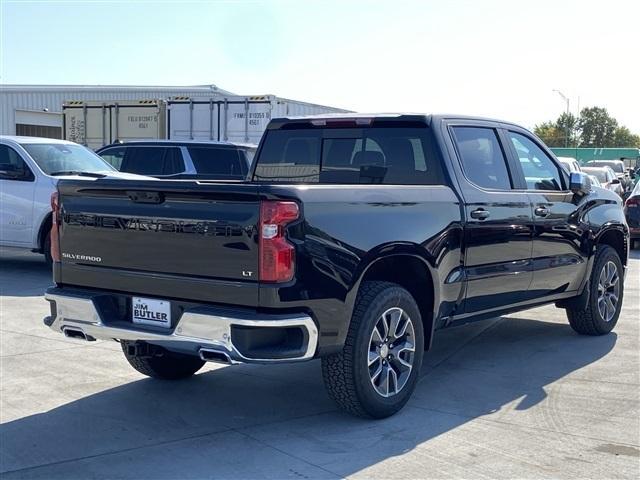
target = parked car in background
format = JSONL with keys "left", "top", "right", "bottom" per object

{"left": 96, "top": 141, "right": 256, "bottom": 180}
{"left": 45, "top": 114, "right": 629, "bottom": 419}
{"left": 582, "top": 166, "right": 624, "bottom": 197}
{"left": 0, "top": 136, "right": 144, "bottom": 263}
{"left": 587, "top": 174, "right": 602, "bottom": 187}
{"left": 558, "top": 156, "right": 581, "bottom": 174}
{"left": 624, "top": 168, "right": 638, "bottom": 199}
{"left": 624, "top": 180, "right": 640, "bottom": 249}
{"left": 584, "top": 160, "right": 629, "bottom": 191}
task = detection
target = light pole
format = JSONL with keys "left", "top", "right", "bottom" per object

{"left": 553, "top": 89, "right": 570, "bottom": 147}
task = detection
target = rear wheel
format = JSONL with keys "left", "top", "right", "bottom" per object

{"left": 43, "top": 232, "right": 53, "bottom": 265}
{"left": 321, "top": 281, "right": 424, "bottom": 418}
{"left": 121, "top": 341, "right": 205, "bottom": 379}
{"left": 566, "top": 245, "right": 624, "bottom": 335}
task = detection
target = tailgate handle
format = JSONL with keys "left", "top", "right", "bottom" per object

{"left": 127, "top": 191, "right": 164, "bottom": 204}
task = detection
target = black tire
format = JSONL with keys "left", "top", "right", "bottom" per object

{"left": 43, "top": 232, "right": 53, "bottom": 265}
{"left": 566, "top": 245, "right": 624, "bottom": 335}
{"left": 321, "top": 281, "right": 424, "bottom": 419}
{"left": 121, "top": 341, "right": 205, "bottom": 380}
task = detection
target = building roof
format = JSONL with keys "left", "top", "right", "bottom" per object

{"left": 0, "top": 84, "right": 236, "bottom": 95}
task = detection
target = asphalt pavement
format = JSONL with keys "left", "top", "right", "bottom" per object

{"left": 1, "top": 248, "right": 638, "bottom": 479}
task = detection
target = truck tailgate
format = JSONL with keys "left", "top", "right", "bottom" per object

{"left": 56, "top": 179, "right": 260, "bottom": 305}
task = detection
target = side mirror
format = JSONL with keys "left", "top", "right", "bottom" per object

{"left": 570, "top": 172, "right": 592, "bottom": 195}
{"left": 611, "top": 178, "right": 620, "bottom": 185}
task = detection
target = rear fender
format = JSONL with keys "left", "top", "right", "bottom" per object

{"left": 346, "top": 243, "right": 441, "bottom": 349}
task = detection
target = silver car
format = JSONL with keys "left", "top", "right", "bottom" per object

{"left": 582, "top": 166, "right": 624, "bottom": 197}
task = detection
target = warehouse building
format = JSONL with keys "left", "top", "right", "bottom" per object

{"left": 0, "top": 84, "right": 235, "bottom": 138}
{"left": 0, "top": 84, "right": 244, "bottom": 138}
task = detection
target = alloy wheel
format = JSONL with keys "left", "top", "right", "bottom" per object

{"left": 368, "top": 307, "right": 416, "bottom": 397}
{"left": 597, "top": 261, "right": 620, "bottom": 322}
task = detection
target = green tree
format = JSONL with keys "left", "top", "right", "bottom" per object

{"left": 612, "top": 126, "right": 640, "bottom": 147}
{"left": 554, "top": 112, "right": 578, "bottom": 147}
{"left": 536, "top": 106, "right": 640, "bottom": 148}
{"left": 534, "top": 121, "right": 565, "bottom": 147}
{"left": 578, "top": 107, "right": 618, "bottom": 147}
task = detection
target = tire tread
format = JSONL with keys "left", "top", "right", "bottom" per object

{"left": 121, "top": 341, "right": 205, "bottom": 380}
{"left": 566, "top": 245, "right": 622, "bottom": 336}
{"left": 322, "top": 281, "right": 419, "bottom": 418}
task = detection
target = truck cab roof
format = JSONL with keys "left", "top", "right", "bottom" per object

{"left": 267, "top": 113, "right": 525, "bottom": 130}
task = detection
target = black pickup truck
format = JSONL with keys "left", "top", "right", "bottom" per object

{"left": 45, "top": 114, "right": 629, "bottom": 418}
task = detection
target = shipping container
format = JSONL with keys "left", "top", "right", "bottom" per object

{"left": 166, "top": 95, "right": 349, "bottom": 144}
{"left": 1, "top": 84, "right": 233, "bottom": 138}
{"left": 63, "top": 100, "right": 167, "bottom": 150}
{"left": 63, "top": 95, "right": 349, "bottom": 149}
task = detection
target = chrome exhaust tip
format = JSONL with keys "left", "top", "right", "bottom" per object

{"left": 62, "top": 327, "right": 95, "bottom": 341}
{"left": 199, "top": 348, "right": 232, "bottom": 364}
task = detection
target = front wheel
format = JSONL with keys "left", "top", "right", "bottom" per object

{"left": 321, "top": 281, "right": 424, "bottom": 418}
{"left": 566, "top": 245, "right": 624, "bottom": 335}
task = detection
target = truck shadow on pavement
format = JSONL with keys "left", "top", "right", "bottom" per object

{"left": 0, "top": 315, "right": 618, "bottom": 479}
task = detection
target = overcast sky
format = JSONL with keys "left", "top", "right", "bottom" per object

{"left": 2, "top": 0, "right": 639, "bottom": 132}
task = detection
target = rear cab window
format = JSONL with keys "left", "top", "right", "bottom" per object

{"left": 253, "top": 123, "right": 443, "bottom": 185}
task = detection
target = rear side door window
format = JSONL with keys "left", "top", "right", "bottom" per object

{"left": 187, "top": 146, "right": 248, "bottom": 178}
{"left": 119, "top": 147, "right": 183, "bottom": 176}
{"left": 161, "top": 147, "right": 183, "bottom": 175}
{"left": 451, "top": 127, "right": 512, "bottom": 190}
{"left": 507, "top": 132, "right": 564, "bottom": 191}
{"left": 120, "top": 147, "right": 165, "bottom": 175}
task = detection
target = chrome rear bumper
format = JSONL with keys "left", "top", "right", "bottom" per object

{"left": 44, "top": 288, "right": 318, "bottom": 364}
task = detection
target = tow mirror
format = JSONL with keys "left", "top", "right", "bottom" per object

{"left": 570, "top": 172, "right": 592, "bottom": 195}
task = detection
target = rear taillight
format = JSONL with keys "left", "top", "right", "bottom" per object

{"left": 259, "top": 201, "right": 299, "bottom": 283}
{"left": 625, "top": 197, "right": 638, "bottom": 207}
{"left": 50, "top": 192, "right": 61, "bottom": 262}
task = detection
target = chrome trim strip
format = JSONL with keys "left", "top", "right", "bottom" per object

{"left": 45, "top": 292, "right": 318, "bottom": 363}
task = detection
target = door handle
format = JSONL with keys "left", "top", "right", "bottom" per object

{"left": 534, "top": 206, "right": 550, "bottom": 217}
{"left": 470, "top": 208, "right": 490, "bottom": 220}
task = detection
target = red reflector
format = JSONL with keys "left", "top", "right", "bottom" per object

{"left": 259, "top": 201, "right": 299, "bottom": 283}
{"left": 50, "top": 192, "right": 61, "bottom": 262}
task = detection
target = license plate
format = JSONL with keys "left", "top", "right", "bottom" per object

{"left": 132, "top": 297, "right": 171, "bottom": 328}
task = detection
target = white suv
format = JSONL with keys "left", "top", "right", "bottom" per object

{"left": 0, "top": 136, "right": 142, "bottom": 263}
